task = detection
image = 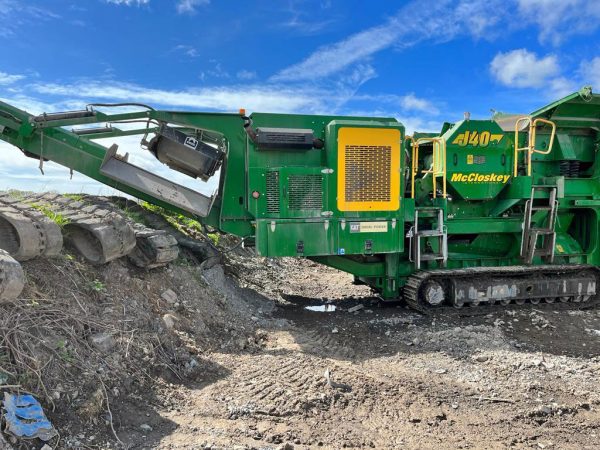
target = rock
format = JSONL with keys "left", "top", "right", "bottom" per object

{"left": 140, "top": 423, "right": 153, "bottom": 432}
{"left": 331, "top": 328, "right": 339, "bottom": 334}
{"left": 162, "top": 314, "right": 178, "bottom": 330}
{"left": 89, "top": 333, "right": 116, "bottom": 352}
{"left": 434, "top": 369, "right": 447, "bottom": 374}
{"left": 0, "top": 432, "right": 14, "bottom": 450}
{"left": 348, "top": 304, "right": 364, "bottom": 313}
{"left": 40, "top": 445, "right": 53, "bottom": 450}
{"left": 474, "top": 355, "right": 489, "bottom": 363}
{"left": 161, "top": 289, "right": 178, "bottom": 304}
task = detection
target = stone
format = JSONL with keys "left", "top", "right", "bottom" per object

{"left": 161, "top": 289, "right": 178, "bottom": 304}
{"left": 89, "top": 333, "right": 116, "bottom": 352}
{"left": 162, "top": 314, "right": 178, "bottom": 330}
{"left": 140, "top": 423, "right": 153, "bottom": 432}
{"left": 474, "top": 355, "right": 489, "bottom": 363}
{"left": 348, "top": 304, "right": 365, "bottom": 313}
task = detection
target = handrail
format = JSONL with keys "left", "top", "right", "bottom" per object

{"left": 405, "top": 136, "right": 415, "bottom": 198}
{"left": 514, "top": 116, "right": 556, "bottom": 176}
{"left": 410, "top": 136, "right": 447, "bottom": 199}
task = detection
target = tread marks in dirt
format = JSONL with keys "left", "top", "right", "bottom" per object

{"left": 220, "top": 355, "right": 327, "bottom": 418}
{"left": 293, "top": 327, "right": 357, "bottom": 360}
{"left": 214, "top": 354, "right": 405, "bottom": 418}
{"left": 210, "top": 354, "right": 424, "bottom": 448}
{"left": 0, "top": 193, "right": 63, "bottom": 260}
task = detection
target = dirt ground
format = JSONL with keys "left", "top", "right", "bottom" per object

{"left": 4, "top": 246, "right": 600, "bottom": 449}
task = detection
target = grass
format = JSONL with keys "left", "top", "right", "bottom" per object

{"left": 89, "top": 279, "right": 106, "bottom": 292}
{"left": 119, "top": 207, "right": 150, "bottom": 227}
{"left": 28, "top": 202, "right": 71, "bottom": 228}
{"left": 140, "top": 201, "right": 205, "bottom": 235}
{"left": 63, "top": 193, "right": 84, "bottom": 202}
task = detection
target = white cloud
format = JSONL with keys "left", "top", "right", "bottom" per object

{"left": 271, "top": 0, "right": 599, "bottom": 83}
{"left": 271, "top": 19, "right": 398, "bottom": 82}
{"left": 490, "top": 49, "right": 559, "bottom": 88}
{"left": 271, "top": 0, "right": 509, "bottom": 82}
{"left": 517, "top": 0, "right": 600, "bottom": 45}
{"left": 30, "top": 81, "right": 326, "bottom": 113}
{"left": 579, "top": 57, "right": 600, "bottom": 90}
{"left": 400, "top": 94, "right": 439, "bottom": 115}
{"left": 173, "top": 44, "right": 198, "bottom": 58}
{"left": 176, "top": 0, "right": 209, "bottom": 14}
{"left": 106, "top": 0, "right": 149, "bottom": 5}
{"left": 236, "top": 70, "right": 257, "bottom": 81}
{"left": 0, "top": 71, "right": 24, "bottom": 85}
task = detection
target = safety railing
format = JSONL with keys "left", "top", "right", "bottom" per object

{"left": 513, "top": 117, "right": 556, "bottom": 177}
{"left": 408, "top": 136, "right": 447, "bottom": 199}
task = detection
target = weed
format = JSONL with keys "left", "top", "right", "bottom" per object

{"left": 120, "top": 208, "right": 149, "bottom": 227}
{"left": 63, "top": 193, "right": 84, "bottom": 202}
{"left": 89, "top": 279, "right": 106, "bottom": 292}
{"left": 56, "top": 339, "right": 74, "bottom": 363}
{"left": 207, "top": 232, "right": 219, "bottom": 246}
{"left": 29, "top": 203, "right": 71, "bottom": 228}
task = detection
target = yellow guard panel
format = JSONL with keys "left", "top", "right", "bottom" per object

{"left": 337, "top": 127, "right": 401, "bottom": 211}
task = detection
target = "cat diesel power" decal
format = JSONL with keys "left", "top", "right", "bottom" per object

{"left": 450, "top": 173, "right": 510, "bottom": 183}
{"left": 452, "top": 130, "right": 504, "bottom": 147}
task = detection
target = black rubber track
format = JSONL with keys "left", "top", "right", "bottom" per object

{"left": 403, "top": 264, "right": 600, "bottom": 315}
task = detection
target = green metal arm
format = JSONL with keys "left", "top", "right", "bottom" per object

{"left": 0, "top": 100, "right": 248, "bottom": 229}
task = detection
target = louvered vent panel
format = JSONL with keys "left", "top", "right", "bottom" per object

{"left": 344, "top": 145, "right": 391, "bottom": 202}
{"left": 288, "top": 175, "right": 323, "bottom": 211}
{"left": 266, "top": 171, "right": 280, "bottom": 214}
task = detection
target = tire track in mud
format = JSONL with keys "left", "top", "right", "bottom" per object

{"left": 293, "top": 327, "right": 357, "bottom": 360}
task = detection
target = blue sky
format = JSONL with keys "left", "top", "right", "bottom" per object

{"left": 1, "top": 0, "right": 600, "bottom": 194}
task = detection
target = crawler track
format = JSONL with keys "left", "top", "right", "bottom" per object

{"left": 18, "top": 193, "right": 136, "bottom": 264}
{"left": 79, "top": 195, "right": 179, "bottom": 269}
{"left": 0, "top": 193, "right": 63, "bottom": 260}
{"left": 404, "top": 264, "right": 600, "bottom": 314}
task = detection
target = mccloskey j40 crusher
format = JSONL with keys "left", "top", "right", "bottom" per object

{"left": 1, "top": 86, "right": 600, "bottom": 311}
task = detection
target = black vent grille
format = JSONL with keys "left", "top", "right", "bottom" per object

{"left": 288, "top": 174, "right": 323, "bottom": 211}
{"left": 345, "top": 145, "right": 391, "bottom": 202}
{"left": 266, "top": 171, "right": 280, "bottom": 214}
{"left": 255, "top": 127, "right": 314, "bottom": 150}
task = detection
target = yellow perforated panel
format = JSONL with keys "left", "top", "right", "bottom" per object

{"left": 337, "top": 127, "right": 401, "bottom": 211}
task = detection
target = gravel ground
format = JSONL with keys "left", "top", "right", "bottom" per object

{"left": 137, "top": 258, "right": 600, "bottom": 450}
{"left": 4, "top": 246, "right": 600, "bottom": 449}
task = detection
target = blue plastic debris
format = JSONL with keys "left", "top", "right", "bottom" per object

{"left": 1, "top": 392, "right": 57, "bottom": 441}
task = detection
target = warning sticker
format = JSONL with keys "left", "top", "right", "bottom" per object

{"left": 349, "top": 222, "right": 388, "bottom": 233}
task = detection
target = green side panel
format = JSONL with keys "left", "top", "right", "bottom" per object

{"left": 255, "top": 219, "right": 334, "bottom": 257}
{"left": 337, "top": 220, "right": 402, "bottom": 256}
{"left": 443, "top": 119, "right": 512, "bottom": 200}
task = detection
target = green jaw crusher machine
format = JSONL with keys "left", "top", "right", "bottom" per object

{"left": 1, "top": 86, "right": 600, "bottom": 311}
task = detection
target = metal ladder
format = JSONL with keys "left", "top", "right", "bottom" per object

{"left": 520, "top": 185, "right": 558, "bottom": 264}
{"left": 409, "top": 207, "right": 448, "bottom": 269}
